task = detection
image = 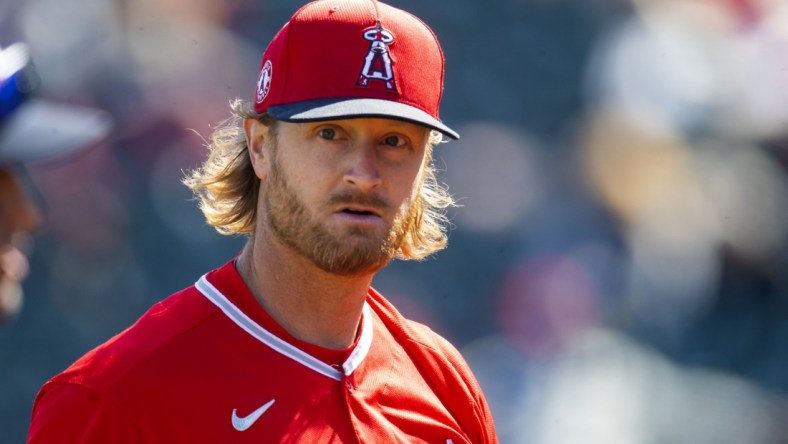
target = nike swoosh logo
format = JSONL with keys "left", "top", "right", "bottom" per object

{"left": 231, "top": 399, "right": 275, "bottom": 432}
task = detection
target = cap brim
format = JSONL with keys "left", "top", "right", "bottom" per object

{"left": 268, "top": 98, "right": 459, "bottom": 140}
{"left": 0, "top": 99, "right": 112, "bottom": 164}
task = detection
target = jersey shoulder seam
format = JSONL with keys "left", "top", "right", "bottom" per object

{"left": 53, "top": 290, "right": 223, "bottom": 394}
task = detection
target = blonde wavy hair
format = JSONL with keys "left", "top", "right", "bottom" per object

{"left": 183, "top": 98, "right": 456, "bottom": 260}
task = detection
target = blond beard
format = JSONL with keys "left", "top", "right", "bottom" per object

{"left": 263, "top": 142, "right": 415, "bottom": 276}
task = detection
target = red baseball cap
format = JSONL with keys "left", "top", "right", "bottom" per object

{"left": 254, "top": 0, "right": 459, "bottom": 139}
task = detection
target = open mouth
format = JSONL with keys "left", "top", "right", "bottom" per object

{"left": 341, "top": 208, "right": 377, "bottom": 217}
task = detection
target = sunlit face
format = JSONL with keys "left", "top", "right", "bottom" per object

{"left": 260, "top": 118, "right": 429, "bottom": 275}
{"left": 0, "top": 167, "right": 42, "bottom": 320}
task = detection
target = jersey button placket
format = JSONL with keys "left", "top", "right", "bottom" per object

{"left": 341, "top": 373, "right": 363, "bottom": 443}
{"left": 344, "top": 372, "right": 357, "bottom": 392}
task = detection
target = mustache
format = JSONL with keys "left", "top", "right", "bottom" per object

{"left": 327, "top": 191, "right": 390, "bottom": 212}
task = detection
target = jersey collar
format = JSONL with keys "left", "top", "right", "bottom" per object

{"left": 194, "top": 265, "right": 373, "bottom": 381}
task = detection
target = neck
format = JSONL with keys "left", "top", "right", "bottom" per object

{"left": 235, "top": 231, "right": 375, "bottom": 350}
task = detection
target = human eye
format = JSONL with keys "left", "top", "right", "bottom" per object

{"left": 382, "top": 134, "right": 407, "bottom": 148}
{"left": 318, "top": 127, "right": 336, "bottom": 140}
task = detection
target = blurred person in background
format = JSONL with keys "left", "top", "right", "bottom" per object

{"left": 0, "top": 41, "right": 110, "bottom": 323}
{"left": 28, "top": 0, "right": 497, "bottom": 442}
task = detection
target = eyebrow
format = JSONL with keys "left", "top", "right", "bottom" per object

{"left": 300, "top": 119, "right": 430, "bottom": 138}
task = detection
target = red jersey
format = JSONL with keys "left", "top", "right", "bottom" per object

{"left": 28, "top": 260, "right": 497, "bottom": 443}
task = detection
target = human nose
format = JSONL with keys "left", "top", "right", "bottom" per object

{"left": 343, "top": 142, "right": 382, "bottom": 191}
{"left": 11, "top": 197, "right": 43, "bottom": 238}
{"left": 0, "top": 173, "right": 43, "bottom": 244}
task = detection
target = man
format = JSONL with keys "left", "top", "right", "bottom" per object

{"left": 29, "top": 0, "right": 498, "bottom": 442}
{"left": 0, "top": 42, "right": 111, "bottom": 322}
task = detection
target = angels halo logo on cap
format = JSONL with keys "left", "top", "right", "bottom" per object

{"left": 356, "top": 23, "right": 396, "bottom": 91}
{"left": 256, "top": 60, "right": 273, "bottom": 104}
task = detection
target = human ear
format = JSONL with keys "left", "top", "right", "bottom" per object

{"left": 244, "top": 118, "right": 271, "bottom": 180}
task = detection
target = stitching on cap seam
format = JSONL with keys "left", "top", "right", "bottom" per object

{"left": 406, "top": 11, "right": 445, "bottom": 111}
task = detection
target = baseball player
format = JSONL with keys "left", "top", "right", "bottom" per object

{"left": 29, "top": 0, "right": 498, "bottom": 442}
{"left": 0, "top": 42, "right": 110, "bottom": 322}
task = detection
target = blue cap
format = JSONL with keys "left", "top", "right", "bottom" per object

{"left": 0, "top": 43, "right": 112, "bottom": 164}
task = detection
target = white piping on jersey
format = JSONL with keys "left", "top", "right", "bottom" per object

{"left": 343, "top": 297, "right": 373, "bottom": 376}
{"left": 195, "top": 275, "right": 373, "bottom": 381}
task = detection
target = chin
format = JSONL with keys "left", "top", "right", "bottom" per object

{"left": 310, "top": 239, "right": 395, "bottom": 276}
